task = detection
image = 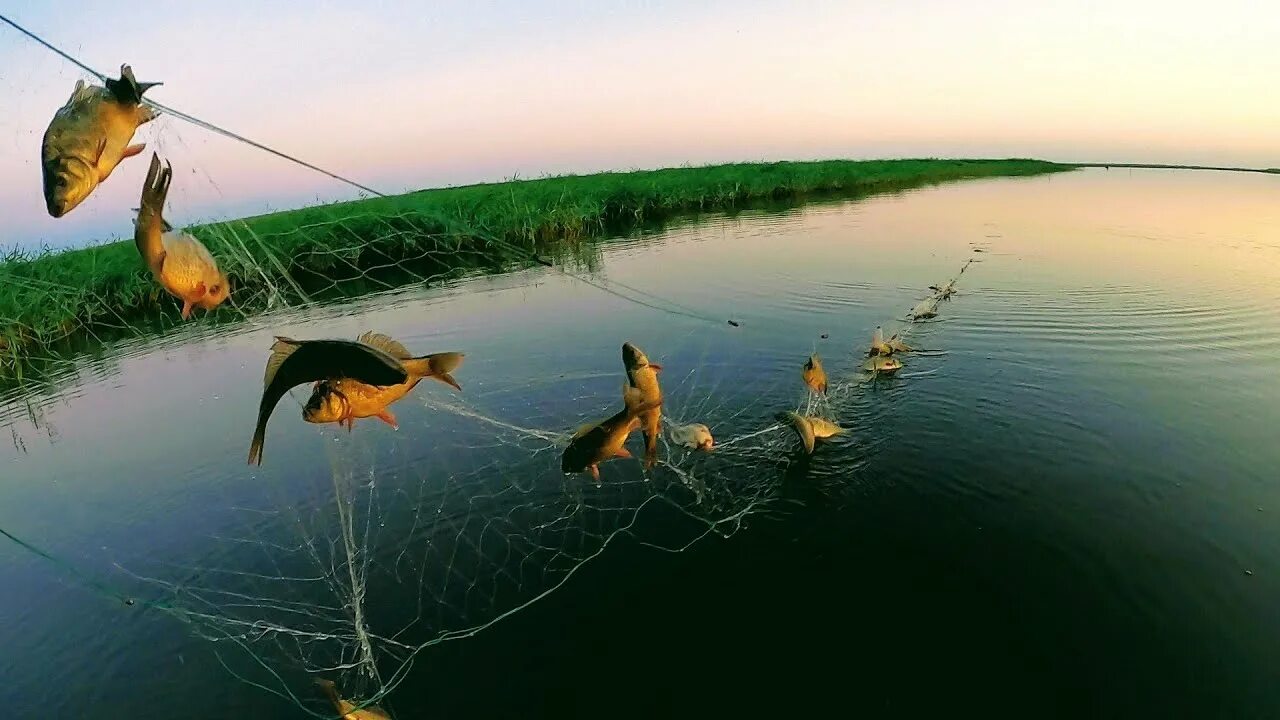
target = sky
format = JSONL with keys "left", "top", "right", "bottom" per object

{"left": 1, "top": 0, "right": 1277, "bottom": 250}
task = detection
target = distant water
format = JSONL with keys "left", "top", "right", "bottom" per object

{"left": 2, "top": 168, "right": 1279, "bottom": 718}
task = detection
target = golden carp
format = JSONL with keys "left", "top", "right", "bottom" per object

{"left": 315, "top": 679, "right": 391, "bottom": 720}
{"left": 302, "top": 331, "right": 464, "bottom": 430}
{"left": 248, "top": 338, "right": 410, "bottom": 466}
{"left": 135, "top": 154, "right": 230, "bottom": 319}
{"left": 802, "top": 353, "right": 828, "bottom": 394}
{"left": 863, "top": 356, "right": 903, "bottom": 374}
{"left": 621, "top": 342, "right": 663, "bottom": 463}
{"left": 561, "top": 385, "right": 659, "bottom": 483}
{"left": 41, "top": 65, "right": 160, "bottom": 217}
{"left": 777, "top": 411, "right": 846, "bottom": 454}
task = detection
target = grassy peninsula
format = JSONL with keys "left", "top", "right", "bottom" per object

{"left": 0, "top": 158, "right": 1074, "bottom": 379}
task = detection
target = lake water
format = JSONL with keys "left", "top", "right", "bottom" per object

{"left": 3, "top": 168, "right": 1279, "bottom": 718}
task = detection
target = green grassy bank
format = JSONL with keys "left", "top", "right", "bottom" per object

{"left": 0, "top": 158, "right": 1074, "bottom": 379}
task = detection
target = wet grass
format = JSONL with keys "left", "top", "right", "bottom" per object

{"left": 0, "top": 158, "right": 1074, "bottom": 380}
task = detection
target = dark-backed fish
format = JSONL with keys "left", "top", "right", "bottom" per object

{"left": 42, "top": 65, "right": 160, "bottom": 217}
{"left": 561, "top": 385, "right": 659, "bottom": 483}
{"left": 248, "top": 338, "right": 409, "bottom": 465}
{"left": 303, "top": 331, "right": 464, "bottom": 430}
{"left": 777, "top": 411, "right": 846, "bottom": 454}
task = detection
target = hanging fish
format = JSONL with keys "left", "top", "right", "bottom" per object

{"left": 315, "top": 679, "right": 391, "bottom": 720}
{"left": 802, "top": 353, "right": 828, "bottom": 394}
{"left": 777, "top": 411, "right": 846, "bottom": 454}
{"left": 863, "top": 356, "right": 903, "bottom": 374}
{"left": 561, "top": 385, "right": 659, "bottom": 483}
{"left": 134, "top": 154, "right": 230, "bottom": 319}
{"left": 622, "top": 342, "right": 663, "bottom": 464}
{"left": 669, "top": 422, "right": 714, "bottom": 451}
{"left": 302, "top": 331, "right": 464, "bottom": 430}
{"left": 41, "top": 65, "right": 161, "bottom": 218}
{"left": 248, "top": 338, "right": 410, "bottom": 466}
{"left": 869, "top": 326, "right": 891, "bottom": 356}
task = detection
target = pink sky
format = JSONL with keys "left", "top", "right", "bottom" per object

{"left": 1, "top": 0, "right": 1277, "bottom": 249}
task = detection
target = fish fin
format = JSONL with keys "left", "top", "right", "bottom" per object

{"left": 105, "top": 64, "right": 162, "bottom": 105}
{"left": 400, "top": 351, "right": 465, "bottom": 385}
{"left": 613, "top": 447, "right": 632, "bottom": 459}
{"left": 375, "top": 411, "right": 398, "bottom": 429}
{"left": 65, "top": 79, "right": 90, "bottom": 105}
{"left": 263, "top": 338, "right": 303, "bottom": 389}
{"left": 122, "top": 143, "right": 146, "bottom": 159}
{"left": 247, "top": 428, "right": 265, "bottom": 465}
{"left": 432, "top": 371, "right": 462, "bottom": 392}
{"left": 180, "top": 300, "right": 193, "bottom": 320}
{"left": 356, "top": 331, "right": 411, "bottom": 359}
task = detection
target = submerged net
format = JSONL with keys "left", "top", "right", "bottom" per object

{"left": 0, "top": 38, "right": 984, "bottom": 719}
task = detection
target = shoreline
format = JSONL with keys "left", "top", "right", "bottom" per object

{"left": 0, "top": 158, "right": 1073, "bottom": 381}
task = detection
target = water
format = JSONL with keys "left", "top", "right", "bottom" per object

{"left": 3, "top": 168, "right": 1279, "bottom": 718}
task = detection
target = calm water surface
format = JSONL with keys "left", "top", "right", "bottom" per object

{"left": 3, "top": 168, "right": 1279, "bottom": 718}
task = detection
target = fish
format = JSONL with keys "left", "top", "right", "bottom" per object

{"left": 561, "top": 385, "right": 659, "bottom": 483}
{"left": 863, "top": 356, "right": 903, "bottom": 374}
{"left": 248, "top": 338, "right": 410, "bottom": 466}
{"left": 800, "top": 353, "right": 828, "bottom": 394}
{"left": 302, "top": 331, "right": 464, "bottom": 430}
{"left": 41, "top": 65, "right": 161, "bottom": 218}
{"left": 135, "top": 154, "right": 230, "bottom": 319}
{"left": 669, "top": 422, "right": 714, "bottom": 451}
{"left": 886, "top": 333, "right": 913, "bottom": 354}
{"left": 315, "top": 679, "right": 391, "bottom": 720}
{"left": 869, "top": 326, "right": 891, "bottom": 356}
{"left": 777, "top": 411, "right": 846, "bottom": 454}
{"left": 909, "top": 296, "right": 939, "bottom": 320}
{"left": 621, "top": 342, "right": 663, "bottom": 464}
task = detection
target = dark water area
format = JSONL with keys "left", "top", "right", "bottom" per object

{"left": 3, "top": 168, "right": 1279, "bottom": 718}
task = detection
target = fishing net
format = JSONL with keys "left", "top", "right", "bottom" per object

{"left": 0, "top": 46, "right": 982, "bottom": 719}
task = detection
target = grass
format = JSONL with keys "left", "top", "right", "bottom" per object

{"left": 0, "top": 158, "right": 1074, "bottom": 380}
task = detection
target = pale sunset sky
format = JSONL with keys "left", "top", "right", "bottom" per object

{"left": 1, "top": 0, "right": 1276, "bottom": 249}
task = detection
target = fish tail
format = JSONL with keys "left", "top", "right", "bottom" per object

{"left": 247, "top": 425, "right": 266, "bottom": 466}
{"left": 247, "top": 404, "right": 271, "bottom": 466}
{"left": 401, "top": 352, "right": 465, "bottom": 391}
{"left": 105, "top": 64, "right": 162, "bottom": 105}
{"left": 135, "top": 153, "right": 171, "bottom": 268}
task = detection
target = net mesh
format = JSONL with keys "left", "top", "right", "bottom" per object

{"left": 0, "top": 63, "right": 979, "bottom": 718}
